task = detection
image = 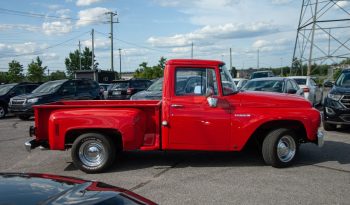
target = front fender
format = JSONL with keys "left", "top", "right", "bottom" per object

{"left": 48, "top": 108, "right": 146, "bottom": 150}
{"left": 232, "top": 107, "right": 320, "bottom": 150}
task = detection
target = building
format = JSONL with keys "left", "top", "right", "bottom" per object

{"left": 74, "top": 70, "right": 118, "bottom": 83}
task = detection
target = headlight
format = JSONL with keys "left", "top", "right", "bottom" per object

{"left": 327, "top": 93, "right": 342, "bottom": 101}
{"left": 27, "top": 98, "right": 39, "bottom": 104}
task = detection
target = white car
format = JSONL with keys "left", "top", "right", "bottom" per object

{"left": 233, "top": 78, "right": 248, "bottom": 90}
{"left": 288, "top": 76, "right": 323, "bottom": 106}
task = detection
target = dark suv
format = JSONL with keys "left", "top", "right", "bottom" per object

{"left": 323, "top": 69, "right": 350, "bottom": 130}
{"left": 250, "top": 71, "right": 274, "bottom": 79}
{"left": 0, "top": 82, "right": 39, "bottom": 118}
{"left": 9, "top": 79, "right": 100, "bottom": 120}
{"left": 106, "top": 79, "right": 152, "bottom": 100}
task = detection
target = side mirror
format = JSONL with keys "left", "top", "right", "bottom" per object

{"left": 207, "top": 96, "right": 218, "bottom": 108}
{"left": 287, "top": 89, "right": 297, "bottom": 94}
{"left": 323, "top": 81, "right": 334, "bottom": 88}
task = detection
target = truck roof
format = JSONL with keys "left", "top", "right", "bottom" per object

{"left": 166, "top": 59, "right": 224, "bottom": 66}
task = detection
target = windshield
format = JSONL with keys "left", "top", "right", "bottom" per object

{"left": 111, "top": 82, "right": 129, "bottom": 89}
{"left": 293, "top": 78, "right": 307, "bottom": 85}
{"left": 0, "top": 84, "right": 16, "bottom": 95}
{"left": 219, "top": 65, "right": 237, "bottom": 95}
{"left": 147, "top": 78, "right": 163, "bottom": 91}
{"left": 32, "top": 81, "right": 65, "bottom": 94}
{"left": 335, "top": 72, "right": 350, "bottom": 87}
{"left": 242, "top": 79, "right": 285, "bottom": 93}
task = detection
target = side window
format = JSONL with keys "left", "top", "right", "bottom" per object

{"left": 310, "top": 79, "right": 317, "bottom": 86}
{"left": 286, "top": 81, "right": 294, "bottom": 91}
{"left": 13, "top": 86, "right": 26, "bottom": 95}
{"left": 291, "top": 81, "right": 299, "bottom": 90}
{"left": 175, "top": 68, "right": 218, "bottom": 96}
{"left": 77, "top": 80, "right": 90, "bottom": 91}
{"left": 61, "top": 81, "right": 76, "bottom": 94}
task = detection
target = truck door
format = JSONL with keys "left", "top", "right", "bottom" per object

{"left": 168, "top": 67, "right": 231, "bottom": 150}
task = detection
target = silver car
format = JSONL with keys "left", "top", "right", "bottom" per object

{"left": 233, "top": 78, "right": 248, "bottom": 90}
{"left": 288, "top": 76, "right": 323, "bottom": 106}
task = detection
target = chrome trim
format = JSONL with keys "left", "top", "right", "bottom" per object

{"left": 317, "top": 130, "right": 324, "bottom": 147}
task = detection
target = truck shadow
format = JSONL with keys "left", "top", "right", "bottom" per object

{"left": 90, "top": 140, "right": 349, "bottom": 173}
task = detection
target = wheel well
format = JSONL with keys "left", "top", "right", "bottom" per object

{"left": 65, "top": 128, "right": 123, "bottom": 150}
{"left": 249, "top": 120, "right": 307, "bottom": 146}
{"left": 0, "top": 101, "right": 8, "bottom": 112}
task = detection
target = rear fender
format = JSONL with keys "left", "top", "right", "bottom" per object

{"left": 48, "top": 108, "right": 146, "bottom": 150}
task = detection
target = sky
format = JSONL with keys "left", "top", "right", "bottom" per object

{"left": 0, "top": 0, "right": 349, "bottom": 74}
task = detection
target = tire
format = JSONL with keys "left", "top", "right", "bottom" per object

{"left": 18, "top": 114, "right": 31, "bottom": 120}
{"left": 0, "top": 105, "right": 6, "bottom": 119}
{"left": 71, "top": 132, "right": 116, "bottom": 173}
{"left": 323, "top": 121, "right": 336, "bottom": 131}
{"left": 262, "top": 128, "right": 298, "bottom": 168}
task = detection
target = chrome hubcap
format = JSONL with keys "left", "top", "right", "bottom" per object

{"left": 78, "top": 141, "right": 106, "bottom": 167}
{"left": 277, "top": 135, "right": 296, "bottom": 163}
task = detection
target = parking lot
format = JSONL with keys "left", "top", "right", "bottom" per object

{"left": 0, "top": 115, "right": 349, "bottom": 204}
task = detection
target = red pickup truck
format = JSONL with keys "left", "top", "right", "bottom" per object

{"left": 25, "top": 59, "right": 324, "bottom": 173}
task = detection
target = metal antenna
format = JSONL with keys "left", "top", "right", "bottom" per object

{"left": 292, "top": 0, "right": 350, "bottom": 76}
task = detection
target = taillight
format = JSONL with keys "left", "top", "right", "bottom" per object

{"left": 303, "top": 87, "right": 309, "bottom": 92}
{"left": 127, "top": 88, "right": 134, "bottom": 95}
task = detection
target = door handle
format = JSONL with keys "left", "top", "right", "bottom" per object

{"left": 171, "top": 104, "right": 184, "bottom": 108}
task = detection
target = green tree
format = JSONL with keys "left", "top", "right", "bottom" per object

{"left": 65, "top": 47, "right": 98, "bottom": 77}
{"left": 133, "top": 57, "right": 166, "bottom": 79}
{"left": 50, "top": 70, "right": 67, "bottom": 80}
{"left": 0, "top": 72, "right": 8, "bottom": 84}
{"left": 27, "top": 57, "right": 47, "bottom": 82}
{"left": 7, "top": 60, "right": 24, "bottom": 83}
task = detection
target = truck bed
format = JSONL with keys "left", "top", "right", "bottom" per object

{"left": 33, "top": 100, "right": 162, "bottom": 150}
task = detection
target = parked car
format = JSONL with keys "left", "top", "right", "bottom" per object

{"left": 0, "top": 82, "right": 39, "bottom": 119}
{"left": 0, "top": 173, "right": 156, "bottom": 205}
{"left": 98, "top": 83, "right": 110, "bottom": 99}
{"left": 131, "top": 78, "right": 163, "bottom": 100}
{"left": 250, "top": 70, "right": 274, "bottom": 79}
{"left": 233, "top": 78, "right": 248, "bottom": 90}
{"left": 323, "top": 69, "right": 350, "bottom": 130}
{"left": 107, "top": 79, "right": 152, "bottom": 100}
{"left": 288, "top": 76, "right": 323, "bottom": 106}
{"left": 9, "top": 79, "right": 100, "bottom": 120}
{"left": 241, "top": 77, "right": 304, "bottom": 96}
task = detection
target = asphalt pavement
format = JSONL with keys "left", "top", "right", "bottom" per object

{"left": 0, "top": 115, "right": 349, "bottom": 204}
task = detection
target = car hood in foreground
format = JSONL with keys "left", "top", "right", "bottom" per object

{"left": 236, "top": 91, "right": 311, "bottom": 108}
{"left": 0, "top": 173, "right": 156, "bottom": 205}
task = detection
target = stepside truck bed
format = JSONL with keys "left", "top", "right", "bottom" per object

{"left": 31, "top": 100, "right": 162, "bottom": 151}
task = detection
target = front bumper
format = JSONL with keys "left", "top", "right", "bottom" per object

{"left": 8, "top": 104, "right": 34, "bottom": 115}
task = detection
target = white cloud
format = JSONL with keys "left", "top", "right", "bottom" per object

{"left": 82, "top": 38, "right": 110, "bottom": 49}
{"left": 76, "top": 0, "right": 103, "bottom": 6}
{"left": 252, "top": 38, "right": 289, "bottom": 52}
{"left": 0, "top": 24, "right": 39, "bottom": 32}
{"left": 42, "top": 53, "right": 60, "bottom": 61}
{"left": 42, "top": 20, "right": 73, "bottom": 35}
{"left": 335, "top": 1, "right": 349, "bottom": 8}
{"left": 271, "top": 0, "right": 292, "bottom": 5}
{"left": 148, "top": 22, "right": 279, "bottom": 48}
{"left": 76, "top": 7, "right": 110, "bottom": 26}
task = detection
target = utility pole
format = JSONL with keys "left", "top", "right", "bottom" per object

{"left": 229, "top": 48, "right": 232, "bottom": 70}
{"left": 280, "top": 57, "right": 283, "bottom": 76}
{"left": 106, "top": 11, "right": 118, "bottom": 71}
{"left": 191, "top": 42, "right": 193, "bottom": 59}
{"left": 257, "top": 49, "right": 260, "bottom": 69}
{"left": 91, "top": 29, "right": 94, "bottom": 70}
{"left": 78, "top": 40, "right": 81, "bottom": 70}
{"left": 118, "top": 48, "right": 122, "bottom": 79}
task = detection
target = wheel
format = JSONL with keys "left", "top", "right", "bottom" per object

{"left": 0, "top": 105, "right": 6, "bottom": 119}
{"left": 323, "top": 121, "right": 336, "bottom": 131}
{"left": 18, "top": 114, "right": 30, "bottom": 120}
{"left": 262, "top": 128, "right": 298, "bottom": 168}
{"left": 71, "top": 132, "right": 116, "bottom": 173}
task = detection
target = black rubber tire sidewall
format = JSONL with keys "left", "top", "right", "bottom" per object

{"left": 262, "top": 128, "right": 298, "bottom": 168}
{"left": 0, "top": 105, "right": 6, "bottom": 119}
{"left": 71, "top": 132, "right": 116, "bottom": 173}
{"left": 323, "top": 121, "right": 336, "bottom": 131}
{"left": 18, "top": 114, "right": 30, "bottom": 120}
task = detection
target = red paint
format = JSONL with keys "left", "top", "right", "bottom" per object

{"left": 32, "top": 59, "right": 321, "bottom": 154}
